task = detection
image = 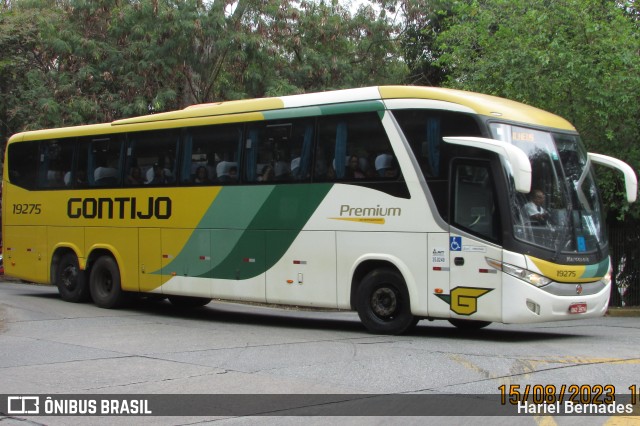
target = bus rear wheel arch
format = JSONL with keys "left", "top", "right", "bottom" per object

{"left": 53, "top": 251, "right": 90, "bottom": 303}
{"left": 89, "top": 255, "right": 128, "bottom": 309}
{"left": 355, "top": 267, "right": 417, "bottom": 335}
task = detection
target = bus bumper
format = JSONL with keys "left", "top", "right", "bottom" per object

{"left": 502, "top": 274, "right": 610, "bottom": 324}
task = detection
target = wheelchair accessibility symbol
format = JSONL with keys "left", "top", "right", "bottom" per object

{"left": 450, "top": 236, "right": 462, "bottom": 251}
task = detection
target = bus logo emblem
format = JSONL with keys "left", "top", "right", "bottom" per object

{"left": 435, "top": 286, "right": 493, "bottom": 315}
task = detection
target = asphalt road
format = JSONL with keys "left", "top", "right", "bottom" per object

{"left": 0, "top": 280, "right": 639, "bottom": 425}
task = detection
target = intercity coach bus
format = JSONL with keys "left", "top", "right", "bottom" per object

{"left": 3, "top": 86, "right": 637, "bottom": 334}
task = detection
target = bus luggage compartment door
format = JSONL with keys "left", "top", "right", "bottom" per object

{"left": 139, "top": 228, "right": 162, "bottom": 293}
{"left": 4, "top": 226, "right": 48, "bottom": 283}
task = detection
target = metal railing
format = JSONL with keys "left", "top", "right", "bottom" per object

{"left": 609, "top": 223, "right": 640, "bottom": 307}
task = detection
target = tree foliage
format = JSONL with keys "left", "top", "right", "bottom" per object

{"left": 0, "top": 0, "right": 404, "bottom": 137}
{"left": 394, "top": 0, "right": 454, "bottom": 86}
{"left": 432, "top": 0, "right": 640, "bottom": 218}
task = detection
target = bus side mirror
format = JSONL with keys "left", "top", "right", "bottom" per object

{"left": 443, "top": 136, "right": 532, "bottom": 193}
{"left": 588, "top": 153, "right": 637, "bottom": 203}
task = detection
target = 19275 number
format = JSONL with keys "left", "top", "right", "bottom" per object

{"left": 12, "top": 203, "right": 42, "bottom": 214}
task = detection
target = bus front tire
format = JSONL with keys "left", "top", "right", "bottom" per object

{"left": 356, "top": 268, "right": 416, "bottom": 335}
{"left": 55, "top": 253, "right": 90, "bottom": 303}
{"left": 89, "top": 256, "right": 127, "bottom": 309}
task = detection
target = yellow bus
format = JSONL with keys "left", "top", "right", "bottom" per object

{"left": 3, "top": 86, "right": 637, "bottom": 334}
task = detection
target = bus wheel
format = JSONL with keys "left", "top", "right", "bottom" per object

{"left": 55, "top": 253, "right": 90, "bottom": 302}
{"left": 356, "top": 268, "right": 415, "bottom": 335}
{"left": 448, "top": 319, "right": 491, "bottom": 330}
{"left": 168, "top": 296, "right": 212, "bottom": 308}
{"left": 89, "top": 256, "right": 127, "bottom": 309}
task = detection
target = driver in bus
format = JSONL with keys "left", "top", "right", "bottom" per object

{"left": 524, "top": 189, "right": 550, "bottom": 225}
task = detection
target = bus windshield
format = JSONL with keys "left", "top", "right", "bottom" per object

{"left": 490, "top": 123, "right": 606, "bottom": 255}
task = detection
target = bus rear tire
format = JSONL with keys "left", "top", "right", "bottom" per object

{"left": 356, "top": 268, "right": 415, "bottom": 335}
{"left": 168, "top": 295, "right": 212, "bottom": 308}
{"left": 448, "top": 319, "right": 491, "bottom": 330}
{"left": 55, "top": 253, "right": 90, "bottom": 303}
{"left": 89, "top": 256, "right": 127, "bottom": 309}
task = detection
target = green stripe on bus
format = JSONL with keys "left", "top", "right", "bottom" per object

{"left": 581, "top": 258, "right": 610, "bottom": 279}
{"left": 207, "top": 184, "right": 332, "bottom": 279}
{"left": 262, "top": 101, "right": 384, "bottom": 121}
{"left": 154, "top": 186, "right": 273, "bottom": 277}
{"left": 155, "top": 184, "right": 332, "bottom": 279}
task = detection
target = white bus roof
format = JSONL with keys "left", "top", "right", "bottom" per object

{"left": 10, "top": 86, "right": 575, "bottom": 142}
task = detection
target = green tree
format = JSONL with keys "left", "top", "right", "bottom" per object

{"left": 0, "top": 0, "right": 405, "bottom": 142}
{"left": 435, "top": 0, "right": 640, "bottom": 218}
{"left": 271, "top": 1, "right": 406, "bottom": 94}
{"left": 0, "top": 3, "right": 68, "bottom": 133}
{"left": 395, "top": 0, "right": 455, "bottom": 86}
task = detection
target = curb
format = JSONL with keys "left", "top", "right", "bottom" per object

{"left": 606, "top": 307, "right": 640, "bottom": 317}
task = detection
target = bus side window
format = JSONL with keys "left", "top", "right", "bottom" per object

{"left": 316, "top": 112, "right": 394, "bottom": 181}
{"left": 88, "top": 136, "right": 124, "bottom": 187}
{"left": 184, "top": 124, "right": 242, "bottom": 185}
{"left": 38, "top": 139, "right": 73, "bottom": 189}
{"left": 126, "top": 130, "right": 178, "bottom": 186}
{"left": 181, "top": 130, "right": 214, "bottom": 185}
{"left": 7, "top": 141, "right": 39, "bottom": 190}
{"left": 244, "top": 118, "right": 313, "bottom": 184}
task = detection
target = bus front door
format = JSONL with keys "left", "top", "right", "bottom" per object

{"left": 446, "top": 160, "right": 503, "bottom": 323}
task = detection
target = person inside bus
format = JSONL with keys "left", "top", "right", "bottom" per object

{"left": 65, "top": 169, "right": 88, "bottom": 187}
{"left": 274, "top": 158, "right": 291, "bottom": 181}
{"left": 346, "top": 155, "right": 365, "bottom": 179}
{"left": 194, "top": 166, "right": 211, "bottom": 184}
{"left": 126, "top": 166, "right": 144, "bottom": 185}
{"left": 258, "top": 164, "right": 275, "bottom": 182}
{"left": 524, "top": 189, "right": 550, "bottom": 225}
{"left": 217, "top": 161, "right": 238, "bottom": 183}
{"left": 148, "top": 163, "right": 172, "bottom": 185}
{"left": 46, "top": 169, "right": 65, "bottom": 187}
{"left": 375, "top": 153, "right": 393, "bottom": 177}
{"left": 93, "top": 154, "right": 120, "bottom": 186}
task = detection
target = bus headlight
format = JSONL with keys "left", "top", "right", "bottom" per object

{"left": 486, "top": 258, "right": 552, "bottom": 288}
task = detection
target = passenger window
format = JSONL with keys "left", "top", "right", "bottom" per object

{"left": 126, "top": 130, "right": 179, "bottom": 186}
{"left": 393, "top": 110, "right": 482, "bottom": 179}
{"left": 182, "top": 124, "right": 242, "bottom": 185}
{"left": 244, "top": 119, "right": 314, "bottom": 183}
{"left": 315, "top": 112, "right": 396, "bottom": 181}
{"left": 86, "top": 136, "right": 124, "bottom": 187}
{"left": 7, "top": 141, "right": 39, "bottom": 190}
{"left": 38, "top": 139, "right": 75, "bottom": 189}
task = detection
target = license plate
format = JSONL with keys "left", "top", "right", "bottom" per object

{"left": 569, "top": 302, "right": 587, "bottom": 314}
